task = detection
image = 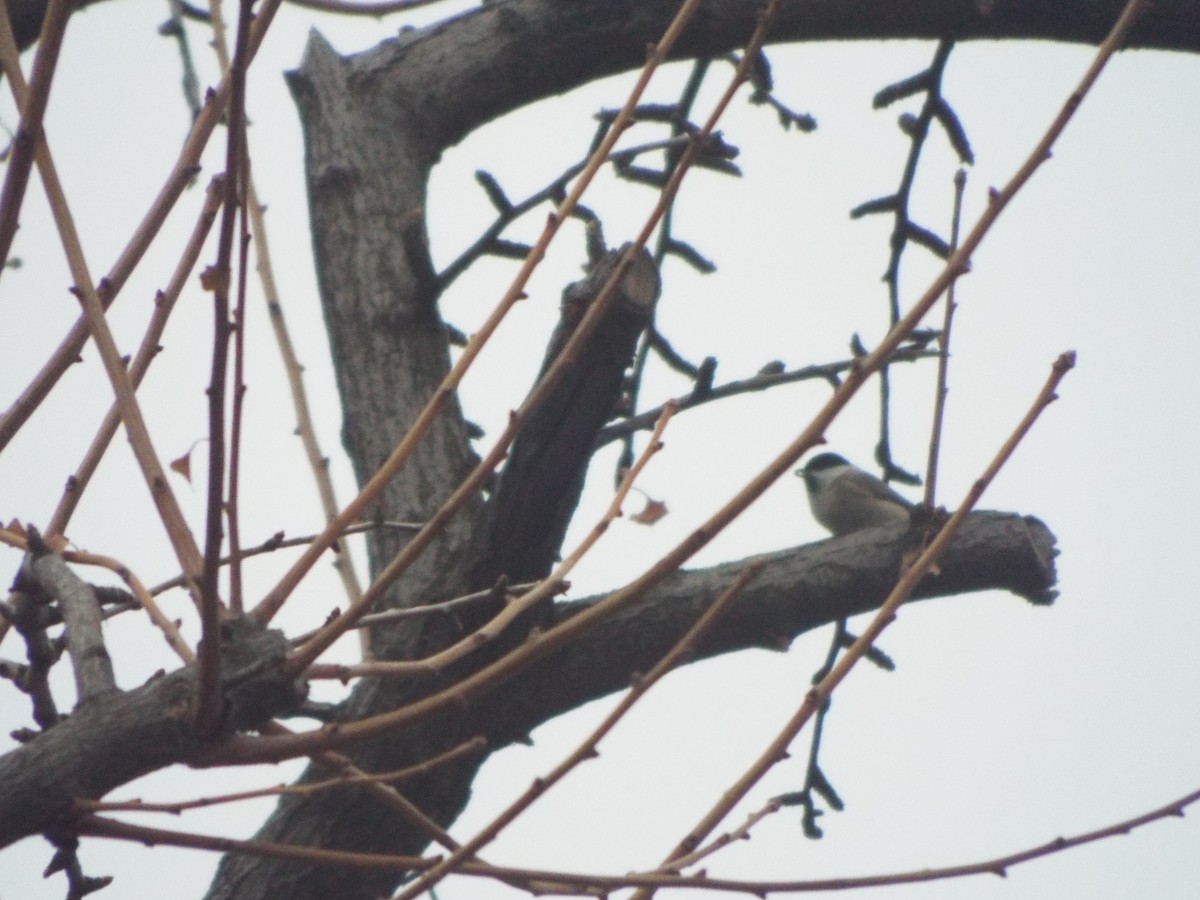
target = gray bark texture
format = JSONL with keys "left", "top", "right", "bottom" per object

{"left": 202, "top": 3, "right": 1085, "bottom": 895}
{"left": 12, "top": 0, "right": 1192, "bottom": 896}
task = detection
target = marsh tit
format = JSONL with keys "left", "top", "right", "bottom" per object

{"left": 797, "top": 452, "right": 913, "bottom": 536}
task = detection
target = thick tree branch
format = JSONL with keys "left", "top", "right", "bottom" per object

{"left": 0, "top": 618, "right": 297, "bottom": 850}
{"left": 287, "top": 34, "right": 485, "bottom": 640}
{"left": 214, "top": 3, "right": 1107, "bottom": 896}
{"left": 203, "top": 511, "right": 1054, "bottom": 899}
{"left": 323, "top": 0, "right": 1197, "bottom": 160}
{"left": 477, "top": 245, "right": 660, "bottom": 586}
{"left": 25, "top": 534, "right": 117, "bottom": 704}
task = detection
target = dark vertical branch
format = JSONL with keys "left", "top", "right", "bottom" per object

{"left": 226, "top": 186, "right": 253, "bottom": 615}
{"left": 197, "top": 0, "right": 255, "bottom": 733}
{"left": 0, "top": 0, "right": 76, "bottom": 274}
{"left": 869, "top": 40, "right": 959, "bottom": 484}
{"left": 621, "top": 58, "right": 712, "bottom": 480}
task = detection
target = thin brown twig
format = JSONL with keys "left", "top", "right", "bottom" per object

{"left": 255, "top": 0, "right": 708, "bottom": 643}
{"left": 0, "top": 528, "right": 194, "bottom": 662}
{"left": 77, "top": 814, "right": 432, "bottom": 873}
{"left": 0, "top": 0, "right": 283, "bottom": 453}
{"left": 344, "top": 579, "right": 539, "bottom": 628}
{"left": 81, "top": 737, "right": 486, "bottom": 814}
{"left": 393, "top": 561, "right": 764, "bottom": 900}
{"left": 301, "top": 580, "right": 547, "bottom": 676}
{"left": 44, "top": 175, "right": 226, "bottom": 538}
{"left": 257, "top": 720, "right": 471, "bottom": 857}
{"left": 220, "top": 0, "right": 254, "bottom": 615}
{"left": 924, "top": 168, "right": 967, "bottom": 507}
{"left": 145, "top": 520, "right": 421, "bottom": 597}
{"left": 666, "top": 797, "right": 784, "bottom": 872}
{"left": 75, "top": 785, "right": 1200, "bottom": 894}
{"left": 204, "top": 0, "right": 1144, "bottom": 770}
{"left": 0, "top": 13, "right": 206, "bottom": 610}
{"left": 61, "top": 550, "right": 194, "bottom": 664}
{"left": 222, "top": 0, "right": 791, "bottom": 755}
{"left": 632, "top": 352, "right": 1075, "bottom": 897}
{"left": 282, "top": 0, "right": 778, "bottom": 676}
{"left": 341, "top": 401, "right": 676, "bottom": 680}
{"left": 245, "top": 173, "right": 368, "bottom": 651}
{"left": 195, "top": 0, "right": 257, "bottom": 732}
{"left": 226, "top": 204, "right": 252, "bottom": 615}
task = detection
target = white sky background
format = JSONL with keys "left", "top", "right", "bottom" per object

{"left": 1, "top": 1, "right": 1199, "bottom": 898}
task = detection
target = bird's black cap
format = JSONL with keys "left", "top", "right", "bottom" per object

{"left": 802, "top": 452, "right": 850, "bottom": 473}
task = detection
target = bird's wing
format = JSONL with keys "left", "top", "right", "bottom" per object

{"left": 841, "top": 472, "right": 913, "bottom": 508}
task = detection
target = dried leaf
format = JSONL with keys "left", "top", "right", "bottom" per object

{"left": 630, "top": 497, "right": 668, "bottom": 525}
{"left": 169, "top": 451, "right": 192, "bottom": 483}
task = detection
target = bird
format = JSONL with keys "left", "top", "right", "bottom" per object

{"left": 796, "top": 452, "right": 913, "bottom": 536}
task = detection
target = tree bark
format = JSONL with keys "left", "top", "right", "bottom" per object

{"left": 204, "top": 512, "right": 1055, "bottom": 899}
{"left": 9, "top": 0, "right": 1163, "bottom": 893}
{"left": 197, "top": 0, "right": 1141, "bottom": 894}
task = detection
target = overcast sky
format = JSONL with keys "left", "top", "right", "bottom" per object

{"left": 2, "top": 2, "right": 1198, "bottom": 898}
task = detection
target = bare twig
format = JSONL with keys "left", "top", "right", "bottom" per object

{"left": 161, "top": 0, "right": 204, "bottom": 120}
{"left": 45, "top": 175, "right": 225, "bottom": 537}
{"left": 597, "top": 340, "right": 937, "bottom": 449}
{"left": 393, "top": 562, "right": 763, "bottom": 899}
{"left": 258, "top": 720, "right": 472, "bottom": 857}
{"left": 632, "top": 352, "right": 1075, "bottom": 897}
{"left": 0, "top": 12, "right": 207, "bottom": 610}
{"left": 77, "top": 815, "right": 431, "bottom": 873}
{"left": 76, "top": 784, "right": 1200, "bottom": 894}
{"left": 664, "top": 797, "right": 784, "bottom": 872}
{"left": 145, "top": 521, "right": 420, "bottom": 597}
{"left": 1, "top": 528, "right": 194, "bottom": 662}
{"left": 226, "top": 201, "right": 252, "bottom": 615}
{"left": 328, "top": 402, "right": 675, "bottom": 679}
{"left": 439, "top": 134, "right": 698, "bottom": 292}
{"left": 253, "top": 0, "right": 710, "bottom": 641}
{"left": 206, "top": 0, "right": 1141, "bottom": 770}
{"left": 620, "top": 58, "right": 713, "bottom": 478}
{"left": 861, "top": 40, "right": 960, "bottom": 484}
{"left": 63, "top": 550, "right": 194, "bottom": 664}
{"left": 0, "top": 0, "right": 283, "bottom": 453}
{"left": 925, "top": 168, "right": 968, "bottom": 507}
{"left": 246, "top": 173, "right": 369, "bottom": 650}
{"left": 83, "top": 737, "right": 486, "bottom": 814}
{"left": 789, "top": 618, "right": 850, "bottom": 840}
{"left": 195, "top": 0, "right": 257, "bottom": 732}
